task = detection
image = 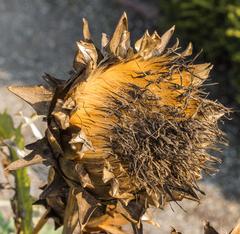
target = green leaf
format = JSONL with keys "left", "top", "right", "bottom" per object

{"left": 9, "top": 147, "right": 33, "bottom": 234}
{"left": 0, "top": 211, "right": 14, "bottom": 234}
{"left": 0, "top": 111, "right": 33, "bottom": 233}
{"left": 0, "top": 111, "right": 15, "bottom": 140}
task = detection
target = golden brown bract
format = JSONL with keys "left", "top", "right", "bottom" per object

{"left": 8, "top": 13, "right": 229, "bottom": 234}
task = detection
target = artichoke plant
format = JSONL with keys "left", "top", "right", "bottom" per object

{"left": 7, "top": 13, "right": 228, "bottom": 234}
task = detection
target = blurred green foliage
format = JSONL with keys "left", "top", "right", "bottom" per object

{"left": 0, "top": 212, "right": 14, "bottom": 234}
{"left": 0, "top": 111, "right": 33, "bottom": 234}
{"left": 158, "top": 0, "right": 240, "bottom": 103}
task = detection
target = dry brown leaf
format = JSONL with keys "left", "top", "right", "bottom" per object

{"left": 204, "top": 221, "right": 219, "bottom": 234}
{"left": 6, "top": 138, "right": 51, "bottom": 170}
{"left": 171, "top": 227, "right": 182, "bottom": 234}
{"left": 33, "top": 208, "right": 50, "bottom": 234}
{"left": 75, "top": 190, "right": 98, "bottom": 232}
{"left": 62, "top": 188, "right": 79, "bottom": 234}
{"left": 230, "top": 220, "right": 240, "bottom": 234}
{"left": 8, "top": 85, "right": 52, "bottom": 115}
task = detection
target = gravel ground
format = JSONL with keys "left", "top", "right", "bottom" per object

{"left": 0, "top": 0, "right": 240, "bottom": 233}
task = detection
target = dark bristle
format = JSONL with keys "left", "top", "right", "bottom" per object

{"left": 106, "top": 85, "right": 227, "bottom": 204}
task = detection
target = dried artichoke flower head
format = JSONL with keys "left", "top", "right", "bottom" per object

{"left": 8, "top": 13, "right": 228, "bottom": 233}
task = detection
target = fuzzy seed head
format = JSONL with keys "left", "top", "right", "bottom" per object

{"left": 8, "top": 13, "right": 229, "bottom": 233}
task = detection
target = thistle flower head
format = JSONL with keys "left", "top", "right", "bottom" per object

{"left": 8, "top": 13, "right": 228, "bottom": 233}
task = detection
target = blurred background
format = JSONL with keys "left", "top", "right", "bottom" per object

{"left": 0, "top": 0, "right": 240, "bottom": 233}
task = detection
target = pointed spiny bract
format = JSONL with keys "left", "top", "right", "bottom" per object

{"left": 8, "top": 13, "right": 229, "bottom": 234}
{"left": 8, "top": 85, "right": 53, "bottom": 116}
{"left": 82, "top": 18, "right": 91, "bottom": 41}
{"left": 109, "top": 12, "right": 128, "bottom": 55}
